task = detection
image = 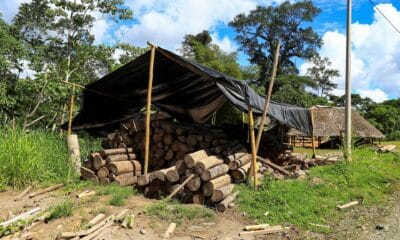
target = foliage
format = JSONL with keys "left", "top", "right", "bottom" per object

{"left": 146, "top": 200, "right": 215, "bottom": 226}
{"left": 229, "top": 0, "right": 322, "bottom": 89}
{"left": 96, "top": 183, "right": 135, "bottom": 206}
{"left": 47, "top": 200, "right": 74, "bottom": 220}
{"left": 306, "top": 55, "right": 339, "bottom": 97}
{"left": 237, "top": 148, "right": 400, "bottom": 233}
{"left": 0, "top": 127, "right": 75, "bottom": 189}
{"left": 78, "top": 131, "right": 103, "bottom": 161}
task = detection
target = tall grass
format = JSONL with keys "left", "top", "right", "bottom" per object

{"left": 0, "top": 127, "right": 75, "bottom": 189}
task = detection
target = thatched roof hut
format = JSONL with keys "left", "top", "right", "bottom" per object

{"left": 287, "top": 106, "right": 385, "bottom": 139}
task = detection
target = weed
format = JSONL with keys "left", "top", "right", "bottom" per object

{"left": 0, "top": 127, "right": 76, "bottom": 189}
{"left": 96, "top": 183, "right": 134, "bottom": 206}
{"left": 146, "top": 200, "right": 215, "bottom": 225}
{"left": 47, "top": 200, "right": 74, "bottom": 220}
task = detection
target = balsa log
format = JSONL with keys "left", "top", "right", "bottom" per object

{"left": 100, "top": 148, "right": 134, "bottom": 156}
{"left": 202, "top": 175, "right": 231, "bottom": 197}
{"left": 194, "top": 156, "right": 224, "bottom": 174}
{"left": 211, "top": 184, "right": 234, "bottom": 203}
{"left": 184, "top": 150, "right": 208, "bottom": 168}
{"left": 105, "top": 153, "right": 136, "bottom": 162}
{"left": 113, "top": 173, "right": 137, "bottom": 186}
{"left": 216, "top": 191, "right": 238, "bottom": 212}
{"left": 92, "top": 153, "right": 106, "bottom": 170}
{"left": 228, "top": 154, "right": 251, "bottom": 170}
{"left": 186, "top": 176, "right": 201, "bottom": 191}
{"left": 97, "top": 167, "right": 109, "bottom": 179}
{"left": 200, "top": 164, "right": 229, "bottom": 182}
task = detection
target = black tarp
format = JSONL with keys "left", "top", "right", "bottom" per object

{"left": 69, "top": 47, "right": 312, "bottom": 136}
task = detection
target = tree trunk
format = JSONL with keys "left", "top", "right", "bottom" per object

{"left": 202, "top": 174, "right": 231, "bottom": 197}
{"left": 200, "top": 164, "right": 229, "bottom": 182}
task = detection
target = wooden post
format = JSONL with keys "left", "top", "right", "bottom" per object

{"left": 247, "top": 106, "right": 258, "bottom": 190}
{"left": 255, "top": 40, "right": 281, "bottom": 152}
{"left": 144, "top": 45, "right": 156, "bottom": 175}
{"left": 310, "top": 109, "right": 316, "bottom": 158}
{"left": 67, "top": 85, "right": 75, "bottom": 136}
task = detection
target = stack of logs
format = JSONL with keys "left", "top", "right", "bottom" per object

{"left": 80, "top": 148, "right": 142, "bottom": 186}
{"left": 101, "top": 118, "right": 247, "bottom": 171}
{"left": 137, "top": 150, "right": 245, "bottom": 212}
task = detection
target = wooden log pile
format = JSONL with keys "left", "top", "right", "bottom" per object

{"left": 101, "top": 118, "right": 247, "bottom": 171}
{"left": 137, "top": 150, "right": 239, "bottom": 212}
{"left": 80, "top": 148, "right": 142, "bottom": 186}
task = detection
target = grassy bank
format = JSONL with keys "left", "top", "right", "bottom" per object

{"left": 237, "top": 148, "right": 400, "bottom": 233}
{"left": 0, "top": 127, "right": 75, "bottom": 189}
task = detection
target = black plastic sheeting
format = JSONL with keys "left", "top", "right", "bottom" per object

{"left": 69, "top": 47, "right": 312, "bottom": 136}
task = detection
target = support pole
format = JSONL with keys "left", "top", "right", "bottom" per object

{"left": 255, "top": 40, "right": 281, "bottom": 152}
{"left": 345, "top": 0, "right": 352, "bottom": 161}
{"left": 247, "top": 106, "right": 258, "bottom": 190}
{"left": 144, "top": 45, "right": 156, "bottom": 174}
{"left": 310, "top": 109, "right": 316, "bottom": 158}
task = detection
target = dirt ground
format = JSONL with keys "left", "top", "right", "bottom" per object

{"left": 0, "top": 188, "right": 298, "bottom": 240}
{"left": 1, "top": 186, "right": 399, "bottom": 240}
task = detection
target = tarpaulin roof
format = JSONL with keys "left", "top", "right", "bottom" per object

{"left": 70, "top": 46, "right": 312, "bottom": 136}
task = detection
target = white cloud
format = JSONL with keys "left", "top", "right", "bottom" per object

{"left": 0, "top": 0, "right": 30, "bottom": 22}
{"left": 356, "top": 88, "right": 389, "bottom": 103}
{"left": 119, "top": 0, "right": 260, "bottom": 50}
{"left": 300, "top": 3, "right": 400, "bottom": 100}
{"left": 210, "top": 32, "right": 237, "bottom": 53}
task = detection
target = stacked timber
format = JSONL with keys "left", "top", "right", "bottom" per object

{"left": 101, "top": 118, "right": 247, "bottom": 171}
{"left": 137, "top": 150, "right": 237, "bottom": 212}
{"left": 80, "top": 148, "right": 141, "bottom": 186}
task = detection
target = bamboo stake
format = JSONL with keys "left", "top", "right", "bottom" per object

{"left": 255, "top": 40, "right": 281, "bottom": 152}
{"left": 67, "top": 85, "right": 75, "bottom": 136}
{"left": 310, "top": 109, "right": 316, "bottom": 158}
{"left": 144, "top": 44, "right": 156, "bottom": 175}
{"left": 247, "top": 106, "right": 258, "bottom": 190}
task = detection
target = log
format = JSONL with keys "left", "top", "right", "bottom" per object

{"left": 226, "top": 152, "right": 246, "bottom": 162}
{"left": 187, "top": 135, "right": 197, "bottom": 146}
{"left": 175, "top": 160, "right": 186, "bottom": 175}
{"left": 231, "top": 162, "right": 261, "bottom": 182}
{"left": 14, "top": 186, "right": 32, "bottom": 201}
{"left": 200, "top": 164, "right": 229, "bottom": 182}
{"left": 216, "top": 191, "right": 238, "bottom": 212}
{"left": 163, "top": 222, "right": 176, "bottom": 239}
{"left": 82, "top": 160, "right": 93, "bottom": 170}
{"left": 243, "top": 223, "right": 271, "bottom": 231}
{"left": 29, "top": 183, "right": 64, "bottom": 198}
{"left": 137, "top": 174, "right": 150, "bottom": 187}
{"left": 76, "top": 190, "right": 96, "bottom": 199}
{"left": 238, "top": 226, "right": 289, "bottom": 236}
{"left": 187, "top": 176, "right": 201, "bottom": 191}
{"left": 81, "top": 167, "right": 96, "bottom": 179}
{"left": 107, "top": 161, "right": 137, "bottom": 175}
{"left": 171, "top": 141, "right": 181, "bottom": 152}
{"left": 192, "top": 192, "right": 205, "bottom": 205}
{"left": 165, "top": 149, "right": 174, "bottom": 161}
{"left": 163, "top": 134, "right": 173, "bottom": 145}
{"left": 184, "top": 150, "right": 208, "bottom": 168}
{"left": 0, "top": 207, "right": 41, "bottom": 228}
{"left": 337, "top": 201, "right": 359, "bottom": 210}
{"left": 97, "top": 167, "right": 109, "bottom": 179}
{"left": 153, "top": 134, "right": 163, "bottom": 143}
{"left": 202, "top": 175, "right": 231, "bottom": 197}
{"left": 85, "top": 214, "right": 106, "bottom": 229}
{"left": 105, "top": 153, "right": 136, "bottom": 162}
{"left": 99, "top": 177, "right": 110, "bottom": 185}
{"left": 194, "top": 156, "right": 224, "bottom": 174}
{"left": 228, "top": 154, "right": 251, "bottom": 170}
{"left": 92, "top": 153, "right": 106, "bottom": 170}
{"left": 113, "top": 173, "right": 137, "bottom": 186}
{"left": 115, "top": 209, "right": 129, "bottom": 222}
{"left": 211, "top": 184, "right": 234, "bottom": 203}
{"left": 257, "top": 156, "right": 290, "bottom": 176}
{"left": 177, "top": 135, "right": 186, "bottom": 143}
{"left": 166, "top": 167, "right": 180, "bottom": 183}
{"left": 166, "top": 174, "right": 195, "bottom": 200}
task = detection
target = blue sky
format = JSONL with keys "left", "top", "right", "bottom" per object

{"left": 1, "top": 0, "right": 400, "bottom": 102}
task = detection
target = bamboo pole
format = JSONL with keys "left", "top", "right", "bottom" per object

{"left": 310, "top": 109, "right": 316, "bottom": 158}
{"left": 144, "top": 45, "right": 156, "bottom": 175}
{"left": 255, "top": 40, "right": 281, "bottom": 152}
{"left": 67, "top": 85, "right": 75, "bottom": 136}
{"left": 247, "top": 106, "right": 258, "bottom": 190}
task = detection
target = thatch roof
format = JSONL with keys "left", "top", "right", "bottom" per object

{"left": 287, "top": 106, "right": 385, "bottom": 138}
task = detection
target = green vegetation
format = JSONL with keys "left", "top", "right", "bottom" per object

{"left": 96, "top": 183, "right": 135, "bottom": 206}
{"left": 146, "top": 200, "right": 215, "bottom": 226}
{"left": 47, "top": 200, "right": 74, "bottom": 220}
{"left": 0, "top": 127, "right": 75, "bottom": 189}
{"left": 237, "top": 148, "right": 400, "bottom": 233}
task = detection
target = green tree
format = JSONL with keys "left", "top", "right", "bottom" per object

{"left": 306, "top": 55, "right": 339, "bottom": 97}
{"left": 229, "top": 1, "right": 322, "bottom": 92}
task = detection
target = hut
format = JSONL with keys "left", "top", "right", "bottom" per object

{"left": 286, "top": 106, "right": 385, "bottom": 148}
